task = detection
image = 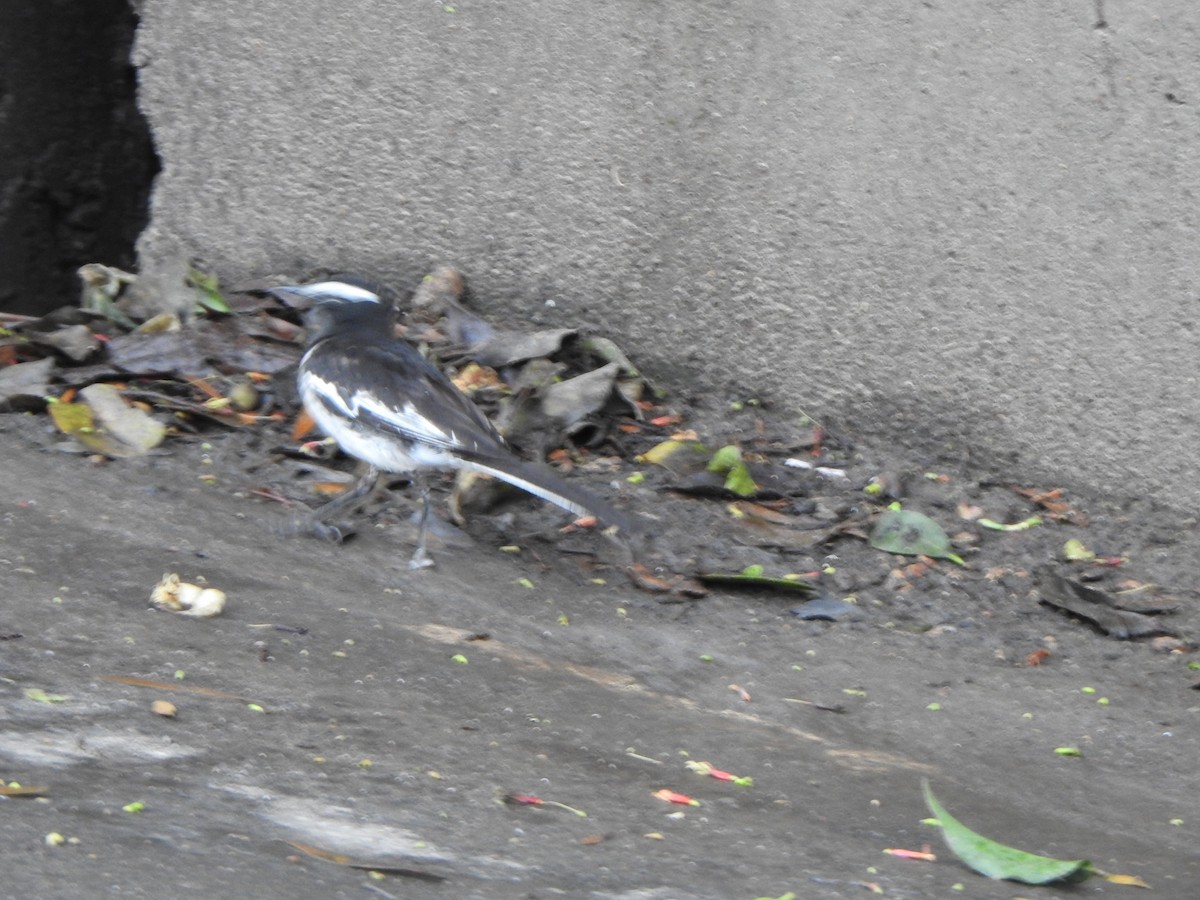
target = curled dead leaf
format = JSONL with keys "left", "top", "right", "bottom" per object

{"left": 151, "top": 573, "right": 227, "bottom": 617}
{"left": 151, "top": 700, "right": 178, "bottom": 718}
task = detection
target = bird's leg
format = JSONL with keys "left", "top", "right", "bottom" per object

{"left": 304, "top": 465, "right": 381, "bottom": 542}
{"left": 407, "top": 473, "right": 436, "bottom": 569}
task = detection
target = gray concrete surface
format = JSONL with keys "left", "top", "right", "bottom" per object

{"left": 132, "top": 2, "right": 1200, "bottom": 509}
{"left": 4, "top": 412, "right": 1199, "bottom": 899}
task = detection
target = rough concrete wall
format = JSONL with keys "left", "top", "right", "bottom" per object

{"left": 0, "top": 0, "right": 157, "bottom": 313}
{"left": 133, "top": 2, "right": 1200, "bottom": 509}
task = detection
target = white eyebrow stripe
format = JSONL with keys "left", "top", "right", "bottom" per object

{"left": 295, "top": 281, "right": 381, "bottom": 303}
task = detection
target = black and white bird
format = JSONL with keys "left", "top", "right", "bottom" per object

{"left": 273, "top": 278, "right": 632, "bottom": 568}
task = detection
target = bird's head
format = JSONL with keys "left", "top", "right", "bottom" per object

{"left": 268, "top": 276, "right": 392, "bottom": 343}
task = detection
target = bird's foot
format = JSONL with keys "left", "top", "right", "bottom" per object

{"left": 309, "top": 520, "right": 350, "bottom": 543}
{"left": 278, "top": 514, "right": 353, "bottom": 543}
{"left": 407, "top": 548, "right": 435, "bottom": 570}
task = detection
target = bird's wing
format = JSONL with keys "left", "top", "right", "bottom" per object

{"left": 301, "top": 337, "right": 509, "bottom": 458}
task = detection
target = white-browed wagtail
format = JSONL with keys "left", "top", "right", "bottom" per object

{"left": 272, "top": 278, "right": 632, "bottom": 568}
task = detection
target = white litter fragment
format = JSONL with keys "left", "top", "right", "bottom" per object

{"left": 150, "top": 573, "right": 227, "bottom": 618}
{"left": 784, "top": 458, "right": 848, "bottom": 479}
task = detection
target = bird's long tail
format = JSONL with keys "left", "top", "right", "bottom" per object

{"left": 460, "top": 453, "right": 635, "bottom": 534}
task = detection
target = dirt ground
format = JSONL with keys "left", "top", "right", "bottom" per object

{"left": 2, "top": 381, "right": 1200, "bottom": 899}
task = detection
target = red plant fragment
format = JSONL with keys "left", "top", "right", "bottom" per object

{"left": 503, "top": 793, "right": 544, "bottom": 807}
{"left": 649, "top": 414, "right": 682, "bottom": 427}
{"left": 685, "top": 761, "right": 752, "bottom": 785}
{"left": 503, "top": 792, "right": 587, "bottom": 817}
{"left": 687, "top": 761, "right": 747, "bottom": 783}
{"left": 1025, "top": 648, "right": 1051, "bottom": 667}
{"left": 884, "top": 847, "right": 936, "bottom": 862}
{"left": 560, "top": 515, "right": 599, "bottom": 532}
{"left": 653, "top": 788, "right": 700, "bottom": 807}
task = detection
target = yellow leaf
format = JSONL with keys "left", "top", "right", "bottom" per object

{"left": 48, "top": 398, "right": 97, "bottom": 440}
{"left": 49, "top": 386, "right": 165, "bottom": 456}
{"left": 1102, "top": 873, "right": 1150, "bottom": 888}
{"left": 636, "top": 439, "right": 688, "bottom": 466}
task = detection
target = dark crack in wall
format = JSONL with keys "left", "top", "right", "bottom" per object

{"left": 0, "top": 0, "right": 159, "bottom": 315}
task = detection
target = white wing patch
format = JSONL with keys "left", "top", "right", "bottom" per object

{"left": 354, "top": 391, "right": 457, "bottom": 447}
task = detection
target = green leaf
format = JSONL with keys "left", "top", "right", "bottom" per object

{"left": 870, "top": 508, "right": 964, "bottom": 565}
{"left": 922, "top": 781, "right": 1092, "bottom": 884}
{"left": 1062, "top": 538, "right": 1095, "bottom": 561}
{"left": 705, "top": 445, "right": 758, "bottom": 497}
{"left": 979, "top": 516, "right": 1042, "bottom": 532}
{"left": 187, "top": 267, "right": 232, "bottom": 315}
{"left": 706, "top": 445, "right": 743, "bottom": 473}
{"left": 697, "top": 567, "right": 814, "bottom": 594}
{"left": 723, "top": 462, "right": 757, "bottom": 497}
{"left": 24, "top": 688, "right": 69, "bottom": 704}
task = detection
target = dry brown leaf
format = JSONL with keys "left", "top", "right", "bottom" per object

{"left": 627, "top": 562, "right": 672, "bottom": 593}
{"left": 0, "top": 784, "right": 49, "bottom": 797}
{"left": 291, "top": 408, "right": 316, "bottom": 441}
{"left": 100, "top": 676, "right": 250, "bottom": 702}
{"left": 285, "top": 842, "right": 446, "bottom": 881}
{"left": 730, "top": 500, "right": 793, "bottom": 525}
